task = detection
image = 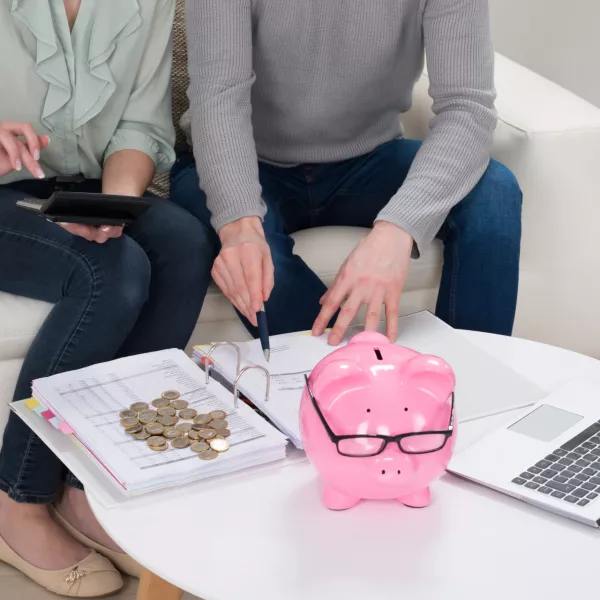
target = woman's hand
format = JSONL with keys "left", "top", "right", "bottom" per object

{"left": 57, "top": 223, "right": 124, "bottom": 244}
{"left": 0, "top": 121, "right": 49, "bottom": 179}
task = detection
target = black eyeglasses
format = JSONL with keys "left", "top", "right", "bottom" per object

{"left": 304, "top": 375, "right": 455, "bottom": 458}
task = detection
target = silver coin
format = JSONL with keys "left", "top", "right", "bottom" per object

{"left": 190, "top": 441, "right": 210, "bottom": 453}
{"left": 163, "top": 428, "right": 183, "bottom": 440}
{"left": 209, "top": 410, "right": 227, "bottom": 420}
{"left": 178, "top": 408, "right": 197, "bottom": 420}
{"left": 172, "top": 437, "right": 190, "bottom": 449}
{"left": 133, "top": 431, "right": 151, "bottom": 440}
{"left": 158, "top": 406, "right": 176, "bottom": 417}
{"left": 145, "top": 423, "right": 165, "bottom": 435}
{"left": 198, "top": 428, "right": 216, "bottom": 440}
{"left": 198, "top": 449, "right": 219, "bottom": 461}
{"left": 119, "top": 410, "right": 137, "bottom": 419}
{"left": 171, "top": 399, "right": 188, "bottom": 410}
{"left": 188, "top": 430, "right": 201, "bottom": 441}
{"left": 125, "top": 424, "right": 143, "bottom": 434}
{"left": 158, "top": 416, "right": 178, "bottom": 427}
{"left": 209, "top": 419, "right": 228, "bottom": 430}
{"left": 151, "top": 398, "right": 170, "bottom": 409}
{"left": 161, "top": 390, "right": 180, "bottom": 401}
{"left": 130, "top": 402, "right": 149, "bottom": 413}
{"left": 210, "top": 437, "right": 230, "bottom": 453}
{"left": 176, "top": 422, "right": 193, "bottom": 432}
{"left": 193, "top": 414, "right": 212, "bottom": 425}
{"left": 120, "top": 417, "right": 139, "bottom": 428}
{"left": 214, "top": 428, "right": 231, "bottom": 438}
{"left": 147, "top": 436, "right": 167, "bottom": 448}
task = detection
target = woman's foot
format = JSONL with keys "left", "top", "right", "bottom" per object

{"left": 55, "top": 486, "right": 123, "bottom": 554}
{"left": 0, "top": 490, "right": 90, "bottom": 570}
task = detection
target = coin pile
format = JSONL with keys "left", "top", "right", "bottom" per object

{"left": 118, "top": 390, "right": 231, "bottom": 461}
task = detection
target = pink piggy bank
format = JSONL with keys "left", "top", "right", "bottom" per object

{"left": 299, "top": 331, "right": 456, "bottom": 510}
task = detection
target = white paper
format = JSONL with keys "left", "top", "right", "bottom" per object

{"left": 31, "top": 349, "right": 288, "bottom": 495}
{"left": 194, "top": 311, "right": 546, "bottom": 448}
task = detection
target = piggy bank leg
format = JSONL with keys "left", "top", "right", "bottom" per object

{"left": 323, "top": 486, "right": 361, "bottom": 511}
{"left": 398, "top": 487, "right": 431, "bottom": 509}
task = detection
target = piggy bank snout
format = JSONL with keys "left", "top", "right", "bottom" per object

{"left": 372, "top": 453, "right": 414, "bottom": 479}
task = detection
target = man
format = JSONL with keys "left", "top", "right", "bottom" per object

{"left": 173, "top": 0, "right": 522, "bottom": 346}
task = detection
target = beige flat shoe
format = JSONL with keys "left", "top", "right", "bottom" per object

{"left": 0, "top": 534, "right": 122, "bottom": 597}
{"left": 51, "top": 507, "right": 141, "bottom": 578}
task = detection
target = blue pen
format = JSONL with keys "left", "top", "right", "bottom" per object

{"left": 257, "top": 303, "right": 270, "bottom": 362}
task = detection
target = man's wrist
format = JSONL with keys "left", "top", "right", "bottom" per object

{"left": 372, "top": 220, "right": 413, "bottom": 244}
{"left": 218, "top": 216, "right": 264, "bottom": 242}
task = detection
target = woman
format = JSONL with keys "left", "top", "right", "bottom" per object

{"left": 0, "top": 0, "right": 208, "bottom": 596}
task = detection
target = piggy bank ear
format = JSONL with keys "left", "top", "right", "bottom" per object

{"left": 403, "top": 354, "right": 456, "bottom": 402}
{"left": 309, "top": 360, "right": 370, "bottom": 401}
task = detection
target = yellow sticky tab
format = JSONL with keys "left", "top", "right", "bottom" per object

{"left": 25, "top": 398, "right": 40, "bottom": 410}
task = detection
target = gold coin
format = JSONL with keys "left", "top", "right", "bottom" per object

{"left": 209, "top": 410, "right": 227, "bottom": 420}
{"left": 188, "top": 430, "right": 201, "bottom": 441}
{"left": 133, "top": 431, "right": 151, "bottom": 440}
{"left": 210, "top": 437, "right": 230, "bottom": 453}
{"left": 151, "top": 398, "right": 170, "bottom": 409}
{"left": 178, "top": 408, "right": 197, "bottom": 420}
{"left": 147, "top": 436, "right": 167, "bottom": 448}
{"left": 158, "top": 415, "right": 178, "bottom": 427}
{"left": 163, "top": 428, "right": 183, "bottom": 440}
{"left": 161, "top": 390, "right": 180, "bottom": 401}
{"left": 193, "top": 414, "right": 212, "bottom": 425}
{"left": 198, "top": 428, "right": 216, "bottom": 440}
{"left": 214, "top": 428, "right": 231, "bottom": 438}
{"left": 139, "top": 410, "right": 158, "bottom": 424}
{"left": 125, "top": 424, "right": 143, "bottom": 434}
{"left": 171, "top": 437, "right": 190, "bottom": 449}
{"left": 120, "top": 417, "right": 139, "bottom": 427}
{"left": 130, "top": 402, "right": 149, "bottom": 413}
{"left": 209, "top": 419, "right": 228, "bottom": 430}
{"left": 150, "top": 444, "right": 168, "bottom": 452}
{"left": 145, "top": 423, "right": 165, "bottom": 435}
{"left": 198, "top": 449, "right": 219, "bottom": 461}
{"left": 190, "top": 441, "right": 210, "bottom": 453}
{"left": 176, "top": 422, "right": 193, "bottom": 432}
{"left": 171, "top": 399, "right": 188, "bottom": 410}
{"left": 119, "top": 410, "right": 137, "bottom": 419}
{"left": 158, "top": 407, "right": 176, "bottom": 417}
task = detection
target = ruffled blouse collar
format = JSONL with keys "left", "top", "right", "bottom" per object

{"left": 10, "top": 0, "right": 142, "bottom": 136}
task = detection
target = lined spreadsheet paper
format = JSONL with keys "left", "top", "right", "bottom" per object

{"left": 30, "top": 349, "right": 287, "bottom": 495}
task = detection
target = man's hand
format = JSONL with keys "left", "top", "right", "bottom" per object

{"left": 312, "top": 221, "right": 413, "bottom": 345}
{"left": 0, "top": 121, "right": 49, "bottom": 179}
{"left": 213, "top": 216, "right": 275, "bottom": 327}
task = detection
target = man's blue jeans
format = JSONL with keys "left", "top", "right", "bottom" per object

{"left": 171, "top": 139, "right": 522, "bottom": 338}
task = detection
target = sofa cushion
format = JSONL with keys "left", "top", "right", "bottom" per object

{"left": 198, "top": 226, "right": 443, "bottom": 324}
{"left": 0, "top": 293, "right": 52, "bottom": 362}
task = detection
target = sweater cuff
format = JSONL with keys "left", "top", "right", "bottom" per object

{"left": 211, "top": 198, "right": 267, "bottom": 232}
{"left": 375, "top": 193, "right": 449, "bottom": 259}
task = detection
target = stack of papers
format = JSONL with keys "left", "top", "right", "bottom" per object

{"left": 16, "top": 349, "right": 288, "bottom": 497}
{"left": 194, "top": 311, "right": 545, "bottom": 449}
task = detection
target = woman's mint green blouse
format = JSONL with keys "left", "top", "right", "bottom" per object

{"left": 0, "top": 0, "right": 176, "bottom": 185}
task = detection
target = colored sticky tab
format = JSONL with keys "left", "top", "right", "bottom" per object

{"left": 25, "top": 398, "right": 40, "bottom": 410}
{"left": 33, "top": 404, "right": 46, "bottom": 415}
{"left": 49, "top": 416, "right": 61, "bottom": 429}
{"left": 59, "top": 422, "right": 74, "bottom": 435}
{"left": 41, "top": 409, "right": 54, "bottom": 420}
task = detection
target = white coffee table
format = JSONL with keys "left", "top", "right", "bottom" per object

{"left": 89, "top": 333, "right": 600, "bottom": 600}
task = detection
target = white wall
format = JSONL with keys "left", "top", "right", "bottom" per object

{"left": 489, "top": 0, "right": 600, "bottom": 108}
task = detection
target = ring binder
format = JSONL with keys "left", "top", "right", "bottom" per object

{"left": 233, "top": 365, "right": 270, "bottom": 409}
{"left": 204, "top": 342, "right": 242, "bottom": 385}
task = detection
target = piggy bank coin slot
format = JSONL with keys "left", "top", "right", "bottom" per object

{"left": 374, "top": 349, "right": 383, "bottom": 361}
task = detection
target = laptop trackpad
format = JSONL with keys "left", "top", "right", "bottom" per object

{"left": 508, "top": 405, "right": 584, "bottom": 442}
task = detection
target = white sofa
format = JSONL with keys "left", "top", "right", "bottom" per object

{"left": 2, "top": 54, "right": 600, "bottom": 451}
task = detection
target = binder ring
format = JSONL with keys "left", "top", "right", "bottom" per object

{"left": 233, "top": 365, "right": 270, "bottom": 409}
{"left": 204, "top": 342, "right": 242, "bottom": 384}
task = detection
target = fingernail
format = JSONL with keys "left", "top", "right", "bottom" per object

{"left": 36, "top": 168, "right": 45, "bottom": 179}
{"left": 33, "top": 149, "right": 40, "bottom": 161}
{"left": 101, "top": 227, "right": 111, "bottom": 233}
{"left": 15, "top": 160, "right": 22, "bottom": 171}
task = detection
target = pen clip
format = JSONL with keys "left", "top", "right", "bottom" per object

{"left": 204, "top": 342, "right": 242, "bottom": 385}
{"left": 233, "top": 365, "right": 270, "bottom": 410}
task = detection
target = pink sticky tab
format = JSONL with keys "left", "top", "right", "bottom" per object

{"left": 59, "top": 422, "right": 74, "bottom": 435}
{"left": 41, "top": 409, "right": 54, "bottom": 420}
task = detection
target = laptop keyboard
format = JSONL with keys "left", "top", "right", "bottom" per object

{"left": 512, "top": 421, "right": 600, "bottom": 508}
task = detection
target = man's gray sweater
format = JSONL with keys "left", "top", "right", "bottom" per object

{"left": 182, "top": 0, "right": 497, "bottom": 249}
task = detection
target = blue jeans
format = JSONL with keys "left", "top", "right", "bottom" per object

{"left": 0, "top": 179, "right": 210, "bottom": 503}
{"left": 170, "top": 138, "right": 522, "bottom": 338}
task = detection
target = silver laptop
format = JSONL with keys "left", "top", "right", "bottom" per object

{"left": 448, "top": 379, "right": 600, "bottom": 528}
